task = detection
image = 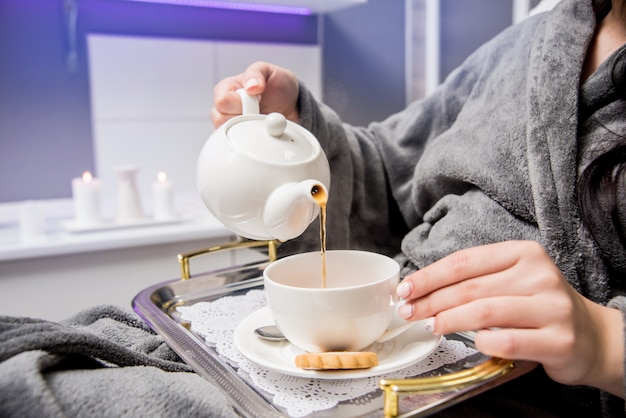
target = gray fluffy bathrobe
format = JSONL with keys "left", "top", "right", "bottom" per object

{"left": 285, "top": 0, "right": 626, "bottom": 415}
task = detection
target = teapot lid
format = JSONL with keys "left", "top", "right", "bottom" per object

{"left": 226, "top": 112, "right": 318, "bottom": 164}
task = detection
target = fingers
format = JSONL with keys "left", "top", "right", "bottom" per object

{"left": 211, "top": 86, "right": 242, "bottom": 127}
{"left": 432, "top": 294, "right": 554, "bottom": 334}
{"left": 401, "top": 271, "right": 527, "bottom": 321}
{"left": 211, "top": 62, "right": 273, "bottom": 128}
{"left": 400, "top": 242, "right": 533, "bottom": 301}
{"left": 395, "top": 241, "right": 571, "bottom": 328}
{"left": 474, "top": 327, "right": 564, "bottom": 363}
{"left": 483, "top": 300, "right": 625, "bottom": 393}
{"left": 239, "top": 61, "right": 273, "bottom": 94}
{"left": 474, "top": 326, "right": 583, "bottom": 382}
{"left": 398, "top": 241, "right": 554, "bottom": 305}
{"left": 211, "top": 61, "right": 299, "bottom": 128}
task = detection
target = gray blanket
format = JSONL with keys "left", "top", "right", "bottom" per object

{"left": 0, "top": 305, "right": 237, "bottom": 418}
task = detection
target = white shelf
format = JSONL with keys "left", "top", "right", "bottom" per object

{"left": 0, "top": 197, "right": 233, "bottom": 262}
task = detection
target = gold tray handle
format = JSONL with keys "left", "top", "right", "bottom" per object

{"left": 177, "top": 238, "right": 279, "bottom": 280}
{"left": 379, "top": 357, "right": 515, "bottom": 417}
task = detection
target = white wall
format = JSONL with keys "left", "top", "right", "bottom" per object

{"left": 87, "top": 35, "right": 321, "bottom": 217}
{"left": 0, "top": 240, "right": 266, "bottom": 321}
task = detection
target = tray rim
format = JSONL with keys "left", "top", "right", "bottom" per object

{"left": 132, "top": 267, "right": 283, "bottom": 418}
{"left": 132, "top": 261, "right": 537, "bottom": 418}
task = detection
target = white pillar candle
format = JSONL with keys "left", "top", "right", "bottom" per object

{"left": 71, "top": 171, "right": 102, "bottom": 226}
{"left": 152, "top": 171, "right": 175, "bottom": 220}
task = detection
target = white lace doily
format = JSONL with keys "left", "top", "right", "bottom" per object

{"left": 178, "top": 289, "right": 478, "bottom": 417}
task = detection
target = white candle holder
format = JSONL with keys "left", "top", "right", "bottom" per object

{"left": 115, "top": 165, "right": 143, "bottom": 222}
{"left": 18, "top": 200, "right": 46, "bottom": 242}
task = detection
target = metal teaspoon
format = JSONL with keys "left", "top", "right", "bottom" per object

{"left": 254, "top": 325, "right": 288, "bottom": 341}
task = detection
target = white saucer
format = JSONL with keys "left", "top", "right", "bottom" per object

{"left": 234, "top": 307, "right": 442, "bottom": 379}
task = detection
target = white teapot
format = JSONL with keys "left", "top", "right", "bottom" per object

{"left": 196, "top": 89, "right": 330, "bottom": 241}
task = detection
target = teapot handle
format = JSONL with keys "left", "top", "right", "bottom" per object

{"left": 236, "top": 88, "right": 260, "bottom": 115}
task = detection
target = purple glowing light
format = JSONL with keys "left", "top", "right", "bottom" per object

{"left": 120, "top": 0, "right": 312, "bottom": 15}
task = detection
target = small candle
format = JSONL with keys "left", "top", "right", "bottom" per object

{"left": 152, "top": 171, "right": 175, "bottom": 220}
{"left": 71, "top": 171, "right": 102, "bottom": 226}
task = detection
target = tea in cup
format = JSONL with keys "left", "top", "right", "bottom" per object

{"left": 263, "top": 250, "right": 400, "bottom": 352}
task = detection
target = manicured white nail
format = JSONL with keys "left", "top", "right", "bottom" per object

{"left": 244, "top": 78, "right": 260, "bottom": 89}
{"left": 424, "top": 317, "right": 436, "bottom": 333}
{"left": 397, "top": 302, "right": 413, "bottom": 319}
{"left": 396, "top": 281, "right": 411, "bottom": 298}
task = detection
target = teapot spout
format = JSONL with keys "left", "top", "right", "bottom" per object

{"left": 263, "top": 179, "right": 328, "bottom": 242}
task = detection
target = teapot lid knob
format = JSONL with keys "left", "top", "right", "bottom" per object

{"left": 265, "top": 113, "right": 287, "bottom": 137}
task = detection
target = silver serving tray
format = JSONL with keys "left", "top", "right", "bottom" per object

{"left": 132, "top": 243, "right": 536, "bottom": 418}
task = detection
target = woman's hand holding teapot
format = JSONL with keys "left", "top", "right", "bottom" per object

{"left": 212, "top": 61, "right": 300, "bottom": 128}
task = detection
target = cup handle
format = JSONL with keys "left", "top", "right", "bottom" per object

{"left": 376, "top": 298, "right": 416, "bottom": 343}
{"left": 376, "top": 321, "right": 416, "bottom": 343}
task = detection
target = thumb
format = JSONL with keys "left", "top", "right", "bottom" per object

{"left": 241, "top": 61, "right": 274, "bottom": 95}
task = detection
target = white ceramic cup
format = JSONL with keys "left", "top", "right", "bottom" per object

{"left": 263, "top": 250, "right": 401, "bottom": 352}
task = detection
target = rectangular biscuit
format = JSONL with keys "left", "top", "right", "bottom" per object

{"left": 295, "top": 351, "right": 379, "bottom": 370}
